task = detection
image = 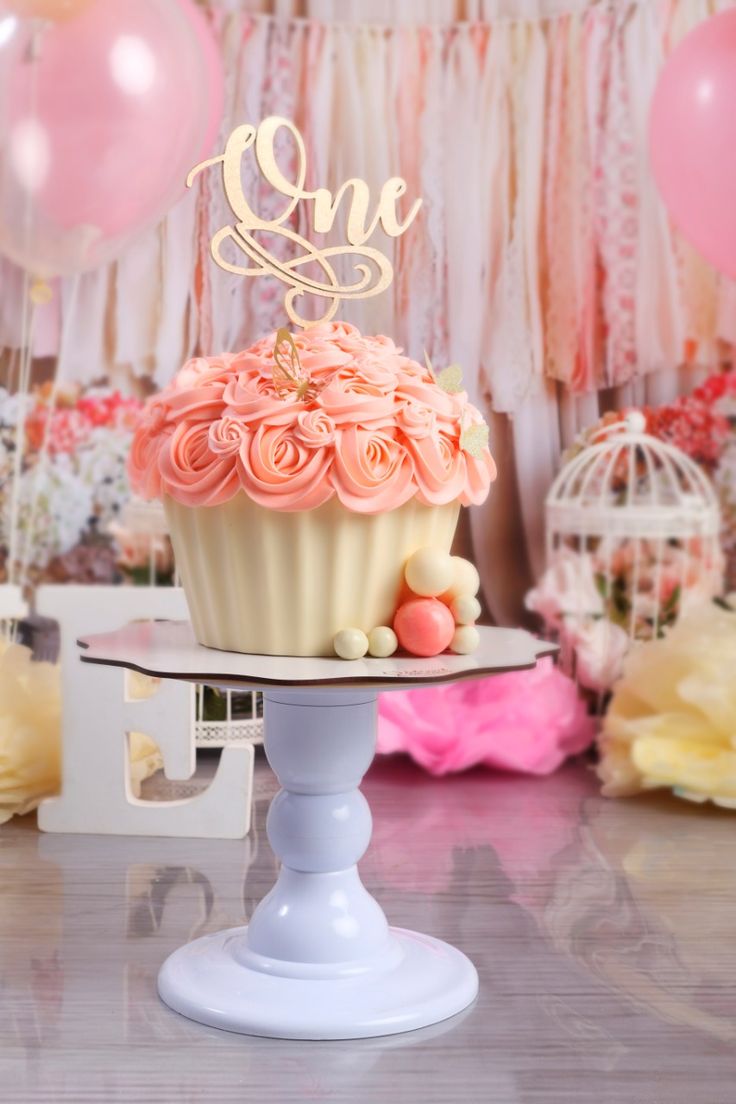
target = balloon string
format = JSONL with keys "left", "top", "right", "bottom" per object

{"left": 6, "top": 269, "right": 36, "bottom": 602}
{"left": 5, "top": 17, "right": 43, "bottom": 626}
{"left": 18, "top": 275, "right": 80, "bottom": 596}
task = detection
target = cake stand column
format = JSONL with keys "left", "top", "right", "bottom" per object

{"left": 157, "top": 686, "right": 478, "bottom": 1039}
{"left": 245, "top": 690, "right": 391, "bottom": 969}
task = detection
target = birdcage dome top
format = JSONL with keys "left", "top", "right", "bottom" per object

{"left": 546, "top": 411, "right": 720, "bottom": 539}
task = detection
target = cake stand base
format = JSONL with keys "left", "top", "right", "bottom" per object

{"left": 158, "top": 924, "right": 478, "bottom": 1040}
{"left": 79, "top": 626, "right": 552, "bottom": 1043}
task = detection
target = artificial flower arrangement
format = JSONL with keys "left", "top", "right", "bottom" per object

{"left": 569, "top": 370, "right": 736, "bottom": 582}
{"left": 526, "top": 538, "right": 721, "bottom": 693}
{"left": 0, "top": 384, "right": 144, "bottom": 585}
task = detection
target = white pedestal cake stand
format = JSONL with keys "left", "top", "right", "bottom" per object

{"left": 79, "top": 621, "right": 554, "bottom": 1041}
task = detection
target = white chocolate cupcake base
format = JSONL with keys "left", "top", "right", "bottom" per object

{"left": 164, "top": 494, "right": 459, "bottom": 657}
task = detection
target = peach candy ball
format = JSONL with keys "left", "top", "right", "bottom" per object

{"left": 393, "top": 598, "right": 455, "bottom": 657}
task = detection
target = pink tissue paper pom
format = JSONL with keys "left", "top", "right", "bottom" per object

{"left": 377, "top": 657, "right": 594, "bottom": 776}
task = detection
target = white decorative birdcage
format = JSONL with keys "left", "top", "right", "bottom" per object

{"left": 527, "top": 412, "right": 723, "bottom": 693}
{"left": 194, "top": 685, "right": 264, "bottom": 748}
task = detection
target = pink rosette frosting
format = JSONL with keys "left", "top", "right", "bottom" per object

{"left": 408, "top": 428, "right": 468, "bottom": 506}
{"left": 158, "top": 422, "right": 240, "bottom": 507}
{"left": 294, "top": 410, "right": 337, "bottom": 448}
{"left": 238, "top": 423, "right": 333, "bottom": 510}
{"left": 127, "top": 399, "right": 171, "bottom": 499}
{"left": 208, "top": 414, "right": 250, "bottom": 455}
{"left": 332, "top": 425, "right": 416, "bottom": 513}
{"left": 128, "top": 321, "right": 496, "bottom": 512}
{"left": 223, "top": 369, "right": 306, "bottom": 425}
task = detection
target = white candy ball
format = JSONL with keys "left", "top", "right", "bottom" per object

{"left": 333, "top": 628, "right": 369, "bottom": 660}
{"left": 368, "top": 626, "right": 398, "bottom": 658}
{"left": 444, "top": 557, "right": 480, "bottom": 599}
{"left": 450, "top": 625, "right": 480, "bottom": 655}
{"left": 450, "top": 595, "right": 481, "bottom": 625}
{"left": 405, "top": 547, "right": 454, "bottom": 597}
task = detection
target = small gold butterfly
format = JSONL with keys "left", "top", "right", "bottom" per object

{"left": 423, "top": 351, "right": 464, "bottom": 394}
{"left": 437, "top": 364, "right": 464, "bottom": 394}
{"left": 273, "top": 328, "right": 312, "bottom": 401}
{"left": 460, "top": 422, "right": 489, "bottom": 458}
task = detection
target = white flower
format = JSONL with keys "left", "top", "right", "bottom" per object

{"left": 2, "top": 461, "right": 93, "bottom": 569}
{"left": 526, "top": 547, "right": 604, "bottom": 630}
{"left": 0, "top": 388, "right": 24, "bottom": 428}
{"left": 570, "top": 618, "right": 630, "bottom": 693}
{"left": 0, "top": 637, "right": 164, "bottom": 824}
{"left": 74, "top": 427, "right": 131, "bottom": 525}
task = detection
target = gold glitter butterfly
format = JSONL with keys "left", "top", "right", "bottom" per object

{"left": 424, "top": 351, "right": 464, "bottom": 394}
{"left": 272, "top": 328, "right": 313, "bottom": 401}
{"left": 460, "top": 422, "right": 489, "bottom": 459}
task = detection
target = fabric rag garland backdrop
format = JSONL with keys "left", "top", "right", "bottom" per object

{"left": 1, "top": 0, "right": 734, "bottom": 624}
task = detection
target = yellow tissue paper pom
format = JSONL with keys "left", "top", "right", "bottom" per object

{"left": 598, "top": 600, "right": 736, "bottom": 808}
{"left": 0, "top": 637, "right": 163, "bottom": 825}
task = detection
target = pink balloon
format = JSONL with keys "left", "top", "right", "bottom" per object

{"left": 650, "top": 10, "right": 736, "bottom": 279}
{"left": 0, "top": 0, "right": 224, "bottom": 276}
{"left": 176, "top": 0, "right": 225, "bottom": 160}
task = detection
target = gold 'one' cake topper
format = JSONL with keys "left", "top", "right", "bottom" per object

{"left": 188, "top": 117, "right": 423, "bottom": 328}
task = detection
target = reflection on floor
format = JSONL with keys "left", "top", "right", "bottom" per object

{"left": 2, "top": 750, "right": 735, "bottom": 1103}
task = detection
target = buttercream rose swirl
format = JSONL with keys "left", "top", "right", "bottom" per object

{"left": 332, "top": 426, "right": 415, "bottom": 513}
{"left": 159, "top": 421, "right": 241, "bottom": 507}
{"left": 238, "top": 423, "right": 335, "bottom": 510}
{"left": 209, "top": 415, "right": 250, "bottom": 455}
{"left": 127, "top": 399, "right": 170, "bottom": 499}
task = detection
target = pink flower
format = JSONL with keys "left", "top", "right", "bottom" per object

{"left": 109, "top": 522, "right": 173, "bottom": 574}
{"left": 645, "top": 398, "right": 730, "bottom": 469}
{"left": 377, "top": 658, "right": 594, "bottom": 776}
{"left": 692, "top": 370, "right": 736, "bottom": 407}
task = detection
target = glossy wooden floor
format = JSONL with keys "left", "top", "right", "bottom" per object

{"left": 2, "top": 752, "right": 735, "bottom": 1103}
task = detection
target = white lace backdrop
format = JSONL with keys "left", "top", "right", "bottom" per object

{"left": 1, "top": 0, "right": 734, "bottom": 623}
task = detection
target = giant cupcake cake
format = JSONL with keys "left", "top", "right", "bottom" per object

{"left": 128, "top": 321, "right": 496, "bottom": 657}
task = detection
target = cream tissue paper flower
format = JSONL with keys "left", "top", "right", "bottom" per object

{"left": 0, "top": 637, "right": 162, "bottom": 824}
{"left": 598, "top": 599, "right": 736, "bottom": 808}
